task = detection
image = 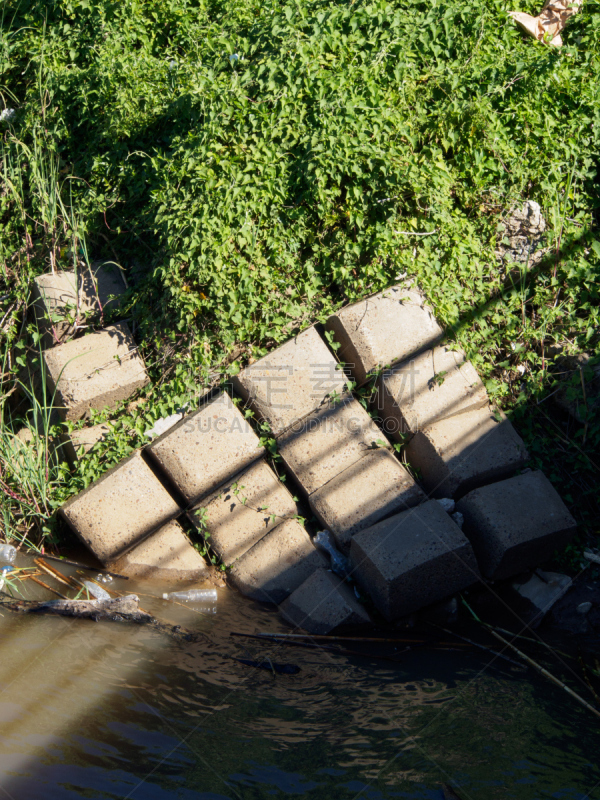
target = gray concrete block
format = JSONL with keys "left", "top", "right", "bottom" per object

{"left": 325, "top": 286, "right": 442, "bottom": 386}
{"left": 279, "top": 568, "right": 370, "bottom": 634}
{"left": 33, "top": 263, "right": 126, "bottom": 345}
{"left": 146, "top": 392, "right": 264, "bottom": 505}
{"left": 108, "top": 519, "right": 210, "bottom": 581}
{"left": 188, "top": 459, "right": 298, "bottom": 564}
{"left": 277, "top": 393, "right": 387, "bottom": 494}
{"left": 232, "top": 326, "right": 348, "bottom": 435}
{"left": 406, "top": 405, "right": 529, "bottom": 498}
{"left": 43, "top": 322, "right": 149, "bottom": 421}
{"left": 63, "top": 422, "right": 111, "bottom": 463}
{"left": 309, "top": 448, "right": 427, "bottom": 553}
{"left": 376, "top": 346, "right": 488, "bottom": 438}
{"left": 60, "top": 451, "right": 181, "bottom": 563}
{"left": 228, "top": 519, "right": 327, "bottom": 604}
{"left": 456, "top": 471, "right": 577, "bottom": 580}
{"left": 350, "top": 500, "right": 480, "bottom": 620}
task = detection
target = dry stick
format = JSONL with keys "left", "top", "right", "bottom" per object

{"left": 40, "top": 553, "right": 129, "bottom": 580}
{"left": 35, "top": 558, "right": 80, "bottom": 590}
{"left": 487, "top": 628, "right": 600, "bottom": 720}
{"left": 233, "top": 631, "right": 469, "bottom": 645}
{"left": 30, "top": 576, "right": 69, "bottom": 599}
{"left": 584, "top": 550, "right": 600, "bottom": 566}
{"left": 580, "top": 365, "right": 589, "bottom": 446}
{"left": 433, "top": 625, "right": 525, "bottom": 669}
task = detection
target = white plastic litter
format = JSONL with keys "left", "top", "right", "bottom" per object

{"left": 314, "top": 530, "right": 351, "bottom": 579}
{"left": 0, "top": 544, "right": 17, "bottom": 564}
{"left": 436, "top": 498, "right": 455, "bottom": 514}
{"left": 83, "top": 581, "right": 111, "bottom": 601}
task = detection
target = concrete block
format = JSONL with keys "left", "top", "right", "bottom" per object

{"left": 376, "top": 346, "right": 488, "bottom": 438}
{"left": 228, "top": 519, "right": 327, "bottom": 604}
{"left": 60, "top": 451, "right": 181, "bottom": 563}
{"left": 146, "top": 392, "right": 264, "bottom": 505}
{"left": 350, "top": 500, "right": 480, "bottom": 620}
{"left": 108, "top": 519, "right": 209, "bottom": 581}
{"left": 309, "top": 448, "right": 427, "bottom": 553}
{"left": 406, "top": 405, "right": 529, "bottom": 499}
{"left": 33, "top": 263, "right": 126, "bottom": 345}
{"left": 188, "top": 459, "right": 298, "bottom": 564}
{"left": 456, "top": 471, "right": 577, "bottom": 580}
{"left": 232, "top": 326, "right": 348, "bottom": 435}
{"left": 279, "top": 568, "right": 370, "bottom": 634}
{"left": 325, "top": 286, "right": 442, "bottom": 386}
{"left": 43, "top": 322, "right": 149, "bottom": 421}
{"left": 63, "top": 422, "right": 111, "bottom": 463}
{"left": 277, "top": 394, "right": 387, "bottom": 494}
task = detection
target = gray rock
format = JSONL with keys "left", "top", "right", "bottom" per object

{"left": 576, "top": 601, "right": 592, "bottom": 615}
{"left": 496, "top": 200, "right": 548, "bottom": 266}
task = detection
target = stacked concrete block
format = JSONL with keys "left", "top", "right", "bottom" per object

{"left": 60, "top": 451, "right": 181, "bottom": 563}
{"left": 233, "top": 326, "right": 348, "bottom": 435}
{"left": 350, "top": 500, "right": 480, "bottom": 620}
{"left": 188, "top": 459, "right": 298, "bottom": 564}
{"left": 277, "top": 394, "right": 385, "bottom": 494}
{"left": 325, "top": 286, "right": 442, "bottom": 386}
{"left": 43, "top": 322, "right": 149, "bottom": 421}
{"left": 33, "top": 263, "right": 126, "bottom": 345}
{"left": 376, "top": 345, "right": 488, "bottom": 438}
{"left": 146, "top": 392, "right": 264, "bottom": 506}
{"left": 108, "top": 519, "right": 209, "bottom": 581}
{"left": 280, "top": 568, "right": 370, "bottom": 634}
{"left": 405, "top": 406, "right": 529, "bottom": 498}
{"left": 63, "top": 422, "right": 111, "bottom": 463}
{"left": 309, "top": 449, "right": 426, "bottom": 553}
{"left": 456, "top": 471, "right": 577, "bottom": 580}
{"left": 228, "top": 519, "right": 327, "bottom": 604}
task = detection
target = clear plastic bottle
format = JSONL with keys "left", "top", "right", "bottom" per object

{"left": 83, "top": 581, "right": 111, "bottom": 601}
{"left": 0, "top": 544, "right": 17, "bottom": 564}
{"left": 162, "top": 588, "right": 218, "bottom": 603}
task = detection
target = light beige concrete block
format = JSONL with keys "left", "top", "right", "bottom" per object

{"left": 232, "top": 326, "right": 348, "bottom": 435}
{"left": 43, "top": 322, "right": 149, "bottom": 421}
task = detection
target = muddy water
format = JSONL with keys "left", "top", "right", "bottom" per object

{"left": 0, "top": 564, "right": 599, "bottom": 800}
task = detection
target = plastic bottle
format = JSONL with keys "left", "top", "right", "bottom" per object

{"left": 314, "top": 530, "right": 351, "bottom": 579}
{"left": 162, "top": 588, "right": 218, "bottom": 603}
{"left": 0, "top": 544, "right": 17, "bottom": 564}
{"left": 83, "top": 581, "right": 111, "bottom": 601}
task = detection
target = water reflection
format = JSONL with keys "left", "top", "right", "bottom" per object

{"left": 0, "top": 573, "right": 599, "bottom": 800}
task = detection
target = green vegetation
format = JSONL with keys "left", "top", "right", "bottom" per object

{"left": 0, "top": 0, "right": 599, "bottom": 562}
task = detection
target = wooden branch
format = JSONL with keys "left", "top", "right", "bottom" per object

{"left": 0, "top": 592, "right": 154, "bottom": 624}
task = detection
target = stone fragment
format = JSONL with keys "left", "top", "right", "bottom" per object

{"left": 108, "top": 519, "right": 209, "bottom": 581}
{"left": 146, "top": 392, "right": 264, "bottom": 505}
{"left": 63, "top": 422, "right": 111, "bottom": 463}
{"left": 513, "top": 570, "right": 572, "bottom": 621}
{"left": 188, "top": 459, "right": 298, "bottom": 564}
{"left": 60, "top": 451, "right": 181, "bottom": 563}
{"left": 577, "top": 602, "right": 592, "bottom": 615}
{"left": 350, "top": 500, "right": 480, "bottom": 621}
{"left": 309, "top": 449, "right": 426, "bottom": 553}
{"left": 232, "top": 326, "right": 348, "bottom": 435}
{"left": 456, "top": 471, "right": 577, "bottom": 580}
{"left": 405, "top": 405, "right": 529, "bottom": 498}
{"left": 279, "top": 568, "right": 370, "bottom": 634}
{"left": 43, "top": 322, "right": 149, "bottom": 421}
{"left": 325, "top": 286, "right": 442, "bottom": 386}
{"left": 32, "top": 262, "right": 126, "bottom": 345}
{"left": 228, "top": 519, "right": 327, "bottom": 604}
{"left": 376, "top": 346, "right": 488, "bottom": 438}
{"left": 277, "top": 394, "right": 386, "bottom": 494}
{"left": 496, "top": 200, "right": 548, "bottom": 265}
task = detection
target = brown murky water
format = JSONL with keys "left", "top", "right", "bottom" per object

{"left": 0, "top": 558, "right": 599, "bottom": 800}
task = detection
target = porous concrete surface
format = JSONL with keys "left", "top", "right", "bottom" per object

{"left": 277, "top": 393, "right": 387, "bottom": 494}
{"left": 232, "top": 326, "right": 348, "bottom": 435}
{"left": 309, "top": 448, "right": 427, "bottom": 553}
{"left": 376, "top": 346, "right": 488, "bottom": 437}
{"left": 108, "top": 519, "right": 209, "bottom": 581}
{"left": 228, "top": 519, "right": 327, "bottom": 604}
{"left": 456, "top": 471, "right": 577, "bottom": 580}
{"left": 60, "top": 451, "right": 181, "bottom": 563}
{"left": 43, "top": 322, "right": 149, "bottom": 421}
{"left": 188, "top": 459, "right": 298, "bottom": 564}
{"left": 33, "top": 263, "right": 126, "bottom": 344}
{"left": 146, "top": 392, "right": 264, "bottom": 505}
{"left": 279, "top": 568, "right": 370, "bottom": 634}
{"left": 325, "top": 286, "right": 442, "bottom": 386}
{"left": 350, "top": 500, "right": 480, "bottom": 620}
{"left": 406, "top": 405, "right": 529, "bottom": 498}
{"left": 63, "top": 422, "right": 111, "bottom": 463}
